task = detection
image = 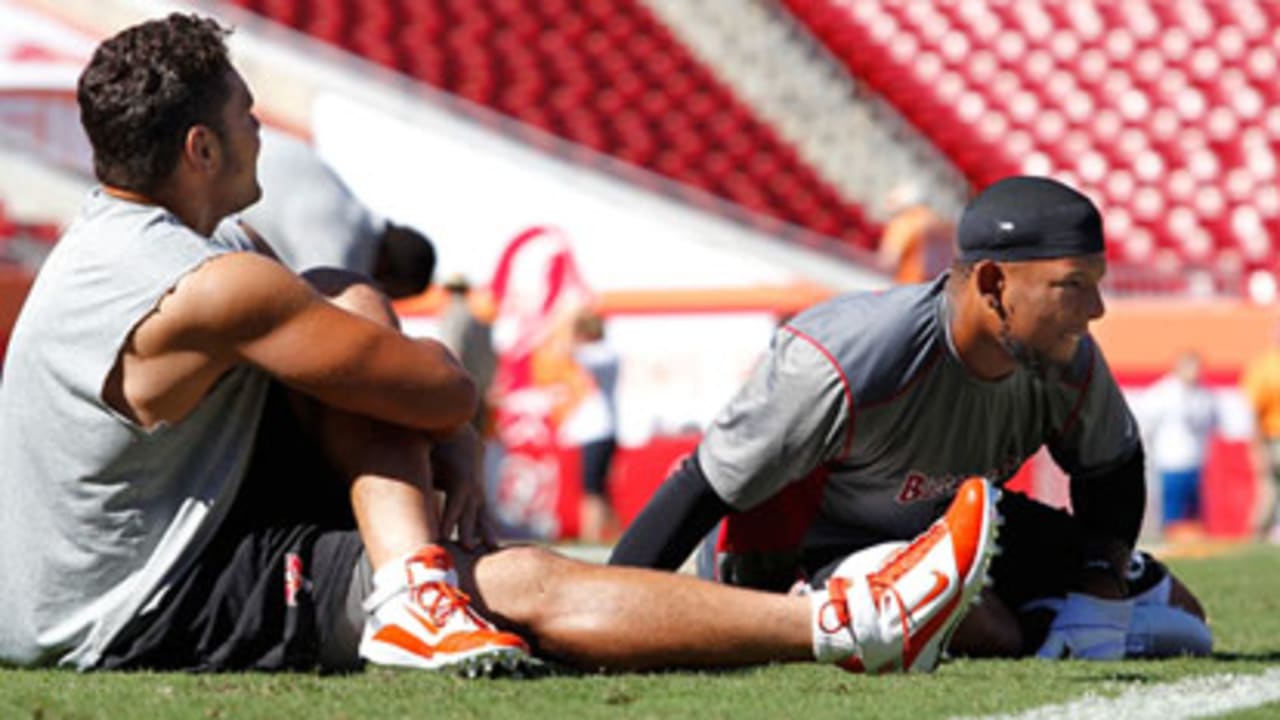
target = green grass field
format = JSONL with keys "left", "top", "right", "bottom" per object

{"left": 3, "top": 545, "right": 1280, "bottom": 720}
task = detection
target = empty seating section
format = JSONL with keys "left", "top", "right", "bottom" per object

{"left": 227, "top": 0, "right": 878, "bottom": 250}
{"left": 785, "top": 0, "right": 1280, "bottom": 290}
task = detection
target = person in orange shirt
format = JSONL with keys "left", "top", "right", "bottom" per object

{"left": 878, "top": 203, "right": 955, "bottom": 284}
{"left": 1241, "top": 319, "right": 1280, "bottom": 542}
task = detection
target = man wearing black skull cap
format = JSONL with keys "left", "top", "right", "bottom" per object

{"left": 613, "top": 175, "right": 1212, "bottom": 660}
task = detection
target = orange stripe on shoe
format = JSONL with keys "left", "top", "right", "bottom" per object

{"left": 944, "top": 478, "right": 987, "bottom": 580}
{"left": 374, "top": 624, "right": 528, "bottom": 659}
{"left": 870, "top": 524, "right": 946, "bottom": 601}
{"left": 901, "top": 590, "right": 963, "bottom": 669}
{"left": 436, "top": 631, "right": 529, "bottom": 654}
{"left": 372, "top": 625, "right": 438, "bottom": 660}
{"left": 906, "top": 571, "right": 950, "bottom": 618}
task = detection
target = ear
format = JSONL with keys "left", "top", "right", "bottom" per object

{"left": 183, "top": 125, "right": 221, "bottom": 174}
{"left": 974, "top": 260, "right": 1006, "bottom": 315}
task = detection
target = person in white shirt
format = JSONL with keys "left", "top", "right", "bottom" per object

{"left": 1135, "top": 351, "right": 1218, "bottom": 534}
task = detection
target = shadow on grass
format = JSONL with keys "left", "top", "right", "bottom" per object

{"left": 1069, "top": 671, "right": 1160, "bottom": 684}
{"left": 1207, "top": 651, "right": 1280, "bottom": 663}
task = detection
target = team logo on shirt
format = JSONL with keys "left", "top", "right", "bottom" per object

{"left": 284, "top": 552, "right": 312, "bottom": 608}
{"left": 896, "top": 472, "right": 970, "bottom": 504}
{"left": 896, "top": 457, "right": 1021, "bottom": 504}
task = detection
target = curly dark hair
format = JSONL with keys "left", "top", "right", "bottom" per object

{"left": 78, "top": 13, "right": 234, "bottom": 195}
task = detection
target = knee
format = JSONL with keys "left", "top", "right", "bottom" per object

{"left": 471, "top": 545, "right": 568, "bottom": 625}
{"left": 491, "top": 545, "right": 562, "bottom": 580}
{"left": 301, "top": 267, "right": 399, "bottom": 328}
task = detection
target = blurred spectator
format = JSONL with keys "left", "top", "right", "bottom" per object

{"left": 564, "top": 308, "right": 621, "bottom": 543}
{"left": 1134, "top": 351, "right": 1217, "bottom": 539}
{"left": 1242, "top": 321, "right": 1280, "bottom": 542}
{"left": 241, "top": 130, "right": 435, "bottom": 299}
{"left": 437, "top": 273, "right": 497, "bottom": 433}
{"left": 486, "top": 226, "right": 598, "bottom": 538}
{"left": 877, "top": 183, "right": 955, "bottom": 284}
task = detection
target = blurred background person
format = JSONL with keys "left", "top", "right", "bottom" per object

{"left": 876, "top": 182, "right": 955, "bottom": 284}
{"left": 242, "top": 130, "right": 436, "bottom": 299}
{"left": 486, "top": 226, "right": 598, "bottom": 538}
{"left": 566, "top": 307, "right": 621, "bottom": 543}
{"left": 438, "top": 273, "right": 498, "bottom": 434}
{"left": 1242, "top": 320, "right": 1280, "bottom": 543}
{"left": 1134, "top": 351, "right": 1218, "bottom": 540}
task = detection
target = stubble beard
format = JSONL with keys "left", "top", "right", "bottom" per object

{"left": 998, "top": 318, "right": 1065, "bottom": 381}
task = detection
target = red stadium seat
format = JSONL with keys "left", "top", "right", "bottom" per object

{"left": 782, "top": 0, "right": 1280, "bottom": 292}
{"left": 236, "top": 0, "right": 879, "bottom": 250}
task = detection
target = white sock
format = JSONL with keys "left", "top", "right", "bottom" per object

{"left": 810, "top": 586, "right": 859, "bottom": 663}
{"left": 371, "top": 554, "right": 411, "bottom": 594}
{"left": 364, "top": 546, "right": 455, "bottom": 615}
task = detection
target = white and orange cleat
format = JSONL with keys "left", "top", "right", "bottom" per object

{"left": 812, "top": 476, "right": 1000, "bottom": 673}
{"left": 359, "top": 545, "right": 531, "bottom": 676}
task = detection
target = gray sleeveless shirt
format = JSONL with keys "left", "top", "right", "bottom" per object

{"left": 0, "top": 189, "right": 270, "bottom": 668}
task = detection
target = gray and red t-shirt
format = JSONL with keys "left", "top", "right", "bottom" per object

{"left": 699, "top": 274, "right": 1139, "bottom": 555}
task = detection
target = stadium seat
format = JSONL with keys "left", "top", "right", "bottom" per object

{"left": 231, "top": 0, "right": 880, "bottom": 250}
{"left": 782, "top": 0, "right": 1280, "bottom": 293}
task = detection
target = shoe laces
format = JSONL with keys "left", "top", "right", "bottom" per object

{"left": 822, "top": 577, "right": 853, "bottom": 630}
{"left": 412, "top": 581, "right": 483, "bottom": 629}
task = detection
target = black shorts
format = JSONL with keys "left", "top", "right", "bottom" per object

{"left": 791, "top": 491, "right": 1108, "bottom": 611}
{"left": 97, "top": 383, "right": 370, "bottom": 673}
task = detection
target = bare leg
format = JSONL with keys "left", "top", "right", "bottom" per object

{"left": 302, "top": 269, "right": 438, "bottom": 570}
{"left": 578, "top": 494, "right": 618, "bottom": 544}
{"left": 324, "top": 410, "right": 438, "bottom": 569}
{"left": 454, "top": 545, "right": 813, "bottom": 670}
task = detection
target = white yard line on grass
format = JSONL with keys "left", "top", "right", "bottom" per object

{"left": 960, "top": 668, "right": 1280, "bottom": 720}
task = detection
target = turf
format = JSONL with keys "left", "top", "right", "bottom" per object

{"left": 3, "top": 546, "right": 1278, "bottom": 720}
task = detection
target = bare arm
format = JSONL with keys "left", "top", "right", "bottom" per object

{"left": 118, "top": 251, "right": 475, "bottom": 433}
